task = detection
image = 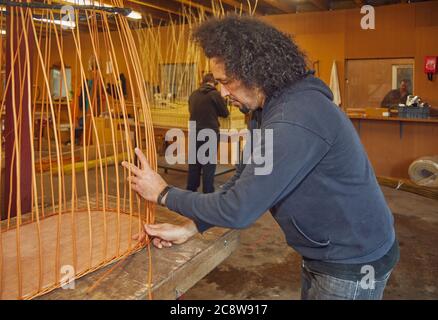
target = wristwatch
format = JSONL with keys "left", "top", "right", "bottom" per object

{"left": 157, "top": 185, "right": 172, "bottom": 207}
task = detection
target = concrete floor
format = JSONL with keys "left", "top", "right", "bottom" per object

{"left": 157, "top": 169, "right": 438, "bottom": 300}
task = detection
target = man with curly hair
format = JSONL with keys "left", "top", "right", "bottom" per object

{"left": 122, "top": 15, "right": 399, "bottom": 300}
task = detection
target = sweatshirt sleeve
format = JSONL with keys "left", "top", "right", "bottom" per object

{"left": 219, "top": 163, "right": 246, "bottom": 192}
{"left": 165, "top": 121, "right": 331, "bottom": 230}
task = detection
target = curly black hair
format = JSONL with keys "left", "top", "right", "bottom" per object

{"left": 192, "top": 15, "right": 308, "bottom": 98}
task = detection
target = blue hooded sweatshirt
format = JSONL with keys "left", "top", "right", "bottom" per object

{"left": 166, "top": 75, "right": 396, "bottom": 264}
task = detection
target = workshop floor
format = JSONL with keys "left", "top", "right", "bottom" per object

{"left": 157, "top": 169, "right": 438, "bottom": 300}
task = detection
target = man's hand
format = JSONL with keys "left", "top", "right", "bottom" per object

{"left": 122, "top": 148, "right": 167, "bottom": 203}
{"left": 133, "top": 220, "right": 199, "bottom": 249}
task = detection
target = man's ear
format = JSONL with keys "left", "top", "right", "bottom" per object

{"left": 256, "top": 88, "right": 266, "bottom": 107}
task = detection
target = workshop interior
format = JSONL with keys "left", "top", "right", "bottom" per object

{"left": 0, "top": 0, "right": 437, "bottom": 301}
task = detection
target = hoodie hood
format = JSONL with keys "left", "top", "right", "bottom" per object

{"left": 264, "top": 75, "right": 334, "bottom": 112}
{"left": 288, "top": 75, "right": 334, "bottom": 101}
{"left": 199, "top": 83, "right": 217, "bottom": 94}
{"left": 262, "top": 75, "right": 336, "bottom": 121}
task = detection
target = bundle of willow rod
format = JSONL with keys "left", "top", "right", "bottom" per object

{"left": 0, "top": 0, "right": 259, "bottom": 300}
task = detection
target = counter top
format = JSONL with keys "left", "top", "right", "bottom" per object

{"left": 348, "top": 115, "right": 438, "bottom": 124}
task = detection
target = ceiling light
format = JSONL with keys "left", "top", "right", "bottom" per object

{"left": 126, "top": 11, "right": 142, "bottom": 20}
{"left": 33, "top": 17, "right": 76, "bottom": 29}
{"left": 63, "top": 0, "right": 141, "bottom": 20}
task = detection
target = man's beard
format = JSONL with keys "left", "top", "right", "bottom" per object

{"left": 237, "top": 104, "right": 251, "bottom": 114}
{"left": 228, "top": 98, "right": 251, "bottom": 114}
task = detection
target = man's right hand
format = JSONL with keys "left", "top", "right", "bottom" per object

{"left": 133, "top": 220, "right": 199, "bottom": 249}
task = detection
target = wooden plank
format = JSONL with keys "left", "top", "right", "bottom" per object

{"left": 173, "top": 0, "right": 214, "bottom": 14}
{"left": 152, "top": 227, "right": 239, "bottom": 300}
{"left": 259, "top": 0, "right": 296, "bottom": 13}
{"left": 378, "top": 176, "right": 438, "bottom": 201}
{"left": 36, "top": 206, "right": 240, "bottom": 300}
{"left": 309, "top": 0, "right": 329, "bottom": 11}
{"left": 219, "top": 0, "right": 250, "bottom": 12}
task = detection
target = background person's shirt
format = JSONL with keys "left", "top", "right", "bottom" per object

{"left": 381, "top": 89, "right": 409, "bottom": 108}
{"left": 188, "top": 84, "right": 229, "bottom": 132}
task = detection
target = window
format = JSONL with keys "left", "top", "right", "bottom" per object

{"left": 345, "top": 58, "right": 414, "bottom": 108}
{"left": 50, "top": 66, "right": 72, "bottom": 99}
{"left": 392, "top": 64, "right": 413, "bottom": 93}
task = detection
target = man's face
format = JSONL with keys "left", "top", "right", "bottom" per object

{"left": 400, "top": 81, "right": 408, "bottom": 92}
{"left": 210, "top": 57, "right": 265, "bottom": 111}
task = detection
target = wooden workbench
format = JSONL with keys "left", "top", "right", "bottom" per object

{"left": 35, "top": 206, "right": 239, "bottom": 300}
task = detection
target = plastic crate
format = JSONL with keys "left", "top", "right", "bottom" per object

{"left": 397, "top": 105, "right": 430, "bottom": 119}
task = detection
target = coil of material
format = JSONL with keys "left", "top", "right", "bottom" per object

{"left": 409, "top": 156, "right": 438, "bottom": 187}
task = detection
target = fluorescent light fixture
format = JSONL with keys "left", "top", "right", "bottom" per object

{"left": 63, "top": 0, "right": 111, "bottom": 8}
{"left": 1, "top": 6, "right": 77, "bottom": 29}
{"left": 126, "top": 11, "right": 142, "bottom": 20}
{"left": 63, "top": 0, "right": 142, "bottom": 20}
{"left": 33, "top": 17, "right": 76, "bottom": 29}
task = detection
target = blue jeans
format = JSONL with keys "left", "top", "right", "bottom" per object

{"left": 301, "top": 261, "right": 392, "bottom": 300}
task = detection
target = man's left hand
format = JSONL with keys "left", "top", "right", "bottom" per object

{"left": 133, "top": 220, "right": 199, "bottom": 249}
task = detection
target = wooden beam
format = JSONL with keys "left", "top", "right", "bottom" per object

{"left": 219, "top": 0, "right": 251, "bottom": 12}
{"left": 309, "top": 0, "right": 330, "bottom": 10}
{"left": 127, "top": 0, "right": 184, "bottom": 16}
{"left": 172, "top": 0, "right": 215, "bottom": 14}
{"left": 378, "top": 176, "right": 438, "bottom": 201}
{"left": 259, "top": 0, "right": 296, "bottom": 13}
{"left": 50, "top": 0, "right": 183, "bottom": 18}
{"left": 126, "top": 1, "right": 180, "bottom": 23}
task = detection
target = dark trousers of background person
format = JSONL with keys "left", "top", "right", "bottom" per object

{"left": 187, "top": 132, "right": 218, "bottom": 193}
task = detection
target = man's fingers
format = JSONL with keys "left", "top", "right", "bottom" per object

{"left": 131, "top": 184, "right": 141, "bottom": 194}
{"left": 151, "top": 238, "right": 172, "bottom": 248}
{"left": 144, "top": 224, "right": 172, "bottom": 237}
{"left": 135, "top": 148, "right": 150, "bottom": 171}
{"left": 144, "top": 224, "right": 161, "bottom": 237}
{"left": 132, "top": 231, "right": 146, "bottom": 243}
{"left": 127, "top": 176, "right": 139, "bottom": 184}
{"left": 162, "top": 240, "right": 173, "bottom": 247}
{"left": 152, "top": 237, "right": 163, "bottom": 249}
{"left": 146, "top": 223, "right": 171, "bottom": 229}
{"left": 122, "top": 161, "right": 142, "bottom": 177}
